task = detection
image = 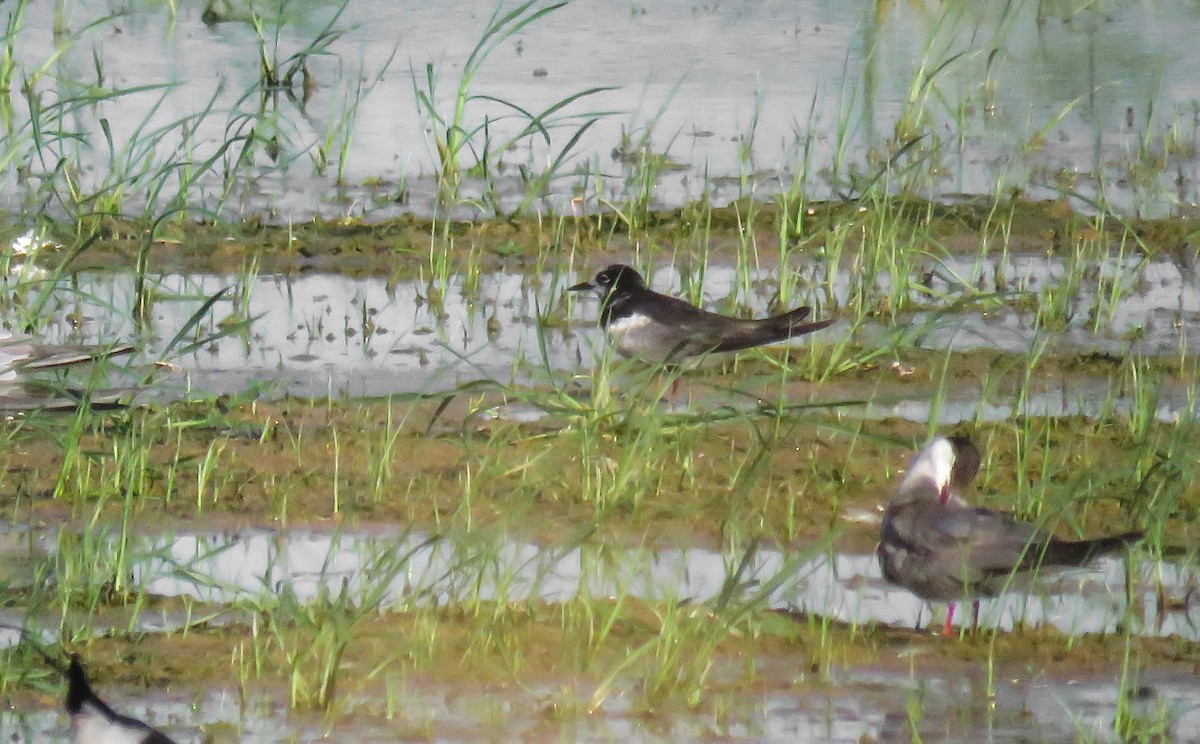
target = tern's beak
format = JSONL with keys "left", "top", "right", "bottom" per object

{"left": 568, "top": 280, "right": 594, "bottom": 293}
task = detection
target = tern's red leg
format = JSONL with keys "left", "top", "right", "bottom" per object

{"left": 942, "top": 603, "right": 956, "bottom": 636}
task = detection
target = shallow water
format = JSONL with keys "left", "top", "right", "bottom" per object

{"left": 3, "top": 522, "right": 1197, "bottom": 742}
{"left": 1, "top": 523, "right": 1189, "bottom": 641}
{"left": 2, "top": 253, "right": 1194, "bottom": 423}
{"left": 5, "top": 1, "right": 1200, "bottom": 219}
{"left": 7, "top": 666, "right": 1196, "bottom": 743}
{"left": 4, "top": 665, "right": 1197, "bottom": 743}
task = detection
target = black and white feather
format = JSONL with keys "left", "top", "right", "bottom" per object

{"left": 66, "top": 656, "right": 178, "bottom": 744}
{"left": 569, "top": 264, "right": 833, "bottom": 364}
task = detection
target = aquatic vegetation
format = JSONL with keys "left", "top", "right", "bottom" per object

{"left": 412, "top": 0, "right": 616, "bottom": 213}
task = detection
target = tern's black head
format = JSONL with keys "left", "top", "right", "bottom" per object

{"left": 568, "top": 264, "right": 646, "bottom": 299}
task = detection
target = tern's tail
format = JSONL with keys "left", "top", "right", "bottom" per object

{"left": 1043, "top": 530, "right": 1144, "bottom": 566}
{"left": 712, "top": 306, "right": 834, "bottom": 353}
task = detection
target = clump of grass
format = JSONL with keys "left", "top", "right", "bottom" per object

{"left": 412, "top": 0, "right": 616, "bottom": 213}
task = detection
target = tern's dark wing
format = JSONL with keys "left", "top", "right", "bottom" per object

{"left": 633, "top": 293, "right": 829, "bottom": 354}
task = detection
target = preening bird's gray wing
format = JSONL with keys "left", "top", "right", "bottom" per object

{"left": 922, "top": 506, "right": 1048, "bottom": 572}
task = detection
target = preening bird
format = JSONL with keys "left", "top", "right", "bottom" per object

{"left": 876, "top": 435, "right": 1143, "bottom": 634}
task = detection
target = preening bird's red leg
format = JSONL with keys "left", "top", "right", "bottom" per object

{"left": 942, "top": 603, "right": 956, "bottom": 636}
